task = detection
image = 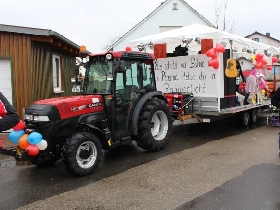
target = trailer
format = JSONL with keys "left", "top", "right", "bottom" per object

{"left": 128, "top": 24, "right": 278, "bottom": 127}
{"left": 155, "top": 53, "right": 271, "bottom": 127}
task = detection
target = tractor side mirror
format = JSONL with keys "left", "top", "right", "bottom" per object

{"left": 115, "top": 60, "right": 126, "bottom": 73}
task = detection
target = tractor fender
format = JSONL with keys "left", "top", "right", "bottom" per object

{"left": 78, "top": 112, "right": 107, "bottom": 126}
{"left": 78, "top": 123, "right": 109, "bottom": 149}
{"left": 131, "top": 91, "right": 167, "bottom": 136}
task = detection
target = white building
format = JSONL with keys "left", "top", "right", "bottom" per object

{"left": 109, "top": 0, "right": 215, "bottom": 51}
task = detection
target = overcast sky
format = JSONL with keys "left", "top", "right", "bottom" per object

{"left": 1, "top": 0, "right": 279, "bottom": 53}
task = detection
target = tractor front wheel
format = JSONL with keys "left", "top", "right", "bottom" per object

{"left": 61, "top": 132, "right": 102, "bottom": 176}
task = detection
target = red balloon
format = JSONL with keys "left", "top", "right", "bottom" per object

{"left": 267, "top": 65, "right": 272, "bottom": 70}
{"left": 216, "top": 43, "right": 225, "bottom": 53}
{"left": 206, "top": 48, "right": 217, "bottom": 58}
{"left": 26, "top": 144, "right": 39, "bottom": 156}
{"left": 272, "top": 56, "right": 278, "bottom": 63}
{"left": 255, "top": 53, "right": 264, "bottom": 62}
{"left": 261, "top": 58, "right": 267, "bottom": 65}
{"left": 13, "top": 120, "right": 25, "bottom": 131}
{"left": 255, "top": 61, "right": 263, "bottom": 69}
{"left": 208, "top": 58, "right": 219, "bottom": 69}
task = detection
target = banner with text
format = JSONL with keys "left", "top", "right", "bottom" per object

{"left": 154, "top": 54, "right": 219, "bottom": 97}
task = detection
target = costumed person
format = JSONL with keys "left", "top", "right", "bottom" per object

{"left": 244, "top": 68, "right": 259, "bottom": 105}
{"left": 235, "top": 60, "right": 245, "bottom": 93}
{"left": 257, "top": 70, "right": 268, "bottom": 102}
{"left": 0, "top": 92, "right": 20, "bottom": 153}
{"left": 271, "top": 86, "right": 280, "bottom": 107}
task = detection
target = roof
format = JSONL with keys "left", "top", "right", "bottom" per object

{"left": 245, "top": 31, "right": 280, "bottom": 43}
{"left": 128, "top": 23, "right": 280, "bottom": 54}
{"left": 108, "top": 0, "right": 215, "bottom": 51}
{"left": 0, "top": 23, "right": 83, "bottom": 55}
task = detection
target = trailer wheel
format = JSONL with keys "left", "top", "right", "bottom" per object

{"left": 250, "top": 108, "right": 258, "bottom": 124}
{"left": 136, "top": 98, "right": 173, "bottom": 151}
{"left": 267, "top": 115, "right": 273, "bottom": 126}
{"left": 61, "top": 132, "right": 102, "bottom": 176}
{"left": 238, "top": 110, "right": 250, "bottom": 126}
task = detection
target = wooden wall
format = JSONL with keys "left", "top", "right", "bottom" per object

{"left": 0, "top": 32, "right": 32, "bottom": 118}
{"left": 0, "top": 31, "right": 77, "bottom": 119}
{"left": 31, "top": 42, "right": 76, "bottom": 102}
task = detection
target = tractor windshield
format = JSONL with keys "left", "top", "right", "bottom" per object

{"left": 83, "top": 58, "right": 112, "bottom": 94}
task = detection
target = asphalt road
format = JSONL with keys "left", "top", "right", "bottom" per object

{"left": 1, "top": 111, "right": 280, "bottom": 210}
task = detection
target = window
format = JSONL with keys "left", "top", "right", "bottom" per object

{"left": 52, "top": 55, "right": 63, "bottom": 93}
{"left": 252, "top": 38, "right": 259, "bottom": 42}
{"left": 173, "top": 3, "right": 178, "bottom": 10}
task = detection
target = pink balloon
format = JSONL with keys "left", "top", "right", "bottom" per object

{"left": 206, "top": 48, "right": 217, "bottom": 58}
{"left": 26, "top": 144, "right": 39, "bottom": 156}
{"left": 13, "top": 120, "right": 25, "bottom": 131}
{"left": 216, "top": 43, "right": 225, "bottom": 53}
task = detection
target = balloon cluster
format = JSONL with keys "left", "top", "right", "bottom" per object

{"left": 252, "top": 53, "right": 278, "bottom": 70}
{"left": 8, "top": 120, "right": 47, "bottom": 156}
{"left": 205, "top": 43, "right": 225, "bottom": 69}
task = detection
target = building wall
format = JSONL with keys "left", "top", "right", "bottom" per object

{"left": 31, "top": 42, "right": 76, "bottom": 102}
{"left": 0, "top": 31, "right": 32, "bottom": 117}
{"left": 31, "top": 42, "right": 76, "bottom": 103}
{"left": 0, "top": 31, "right": 77, "bottom": 119}
{"left": 246, "top": 34, "right": 280, "bottom": 48}
{"left": 114, "top": 0, "right": 212, "bottom": 51}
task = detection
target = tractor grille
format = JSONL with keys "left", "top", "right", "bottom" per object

{"left": 121, "top": 52, "right": 153, "bottom": 61}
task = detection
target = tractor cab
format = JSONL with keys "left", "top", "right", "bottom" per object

{"left": 75, "top": 47, "right": 157, "bottom": 139}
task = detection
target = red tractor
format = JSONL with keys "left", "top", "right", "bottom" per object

{"left": 19, "top": 48, "right": 175, "bottom": 176}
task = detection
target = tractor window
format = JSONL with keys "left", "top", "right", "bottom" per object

{"left": 125, "top": 62, "right": 140, "bottom": 88}
{"left": 84, "top": 62, "right": 112, "bottom": 94}
{"left": 142, "top": 64, "right": 155, "bottom": 91}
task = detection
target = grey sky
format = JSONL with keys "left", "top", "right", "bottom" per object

{"left": 1, "top": 0, "right": 279, "bottom": 53}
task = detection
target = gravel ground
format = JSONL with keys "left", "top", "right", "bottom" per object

{"left": 15, "top": 125, "right": 280, "bottom": 210}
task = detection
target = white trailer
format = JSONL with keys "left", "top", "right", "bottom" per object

{"left": 128, "top": 24, "right": 280, "bottom": 126}
{"left": 154, "top": 54, "right": 270, "bottom": 126}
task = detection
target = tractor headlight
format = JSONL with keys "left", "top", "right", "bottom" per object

{"left": 105, "top": 53, "right": 113, "bottom": 60}
{"left": 25, "top": 115, "right": 49, "bottom": 122}
{"left": 24, "top": 114, "right": 33, "bottom": 120}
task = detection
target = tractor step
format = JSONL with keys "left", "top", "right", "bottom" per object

{"left": 1, "top": 147, "right": 17, "bottom": 157}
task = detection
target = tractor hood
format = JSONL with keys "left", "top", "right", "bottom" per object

{"left": 27, "top": 95, "right": 104, "bottom": 120}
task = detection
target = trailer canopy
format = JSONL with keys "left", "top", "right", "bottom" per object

{"left": 128, "top": 23, "right": 280, "bottom": 54}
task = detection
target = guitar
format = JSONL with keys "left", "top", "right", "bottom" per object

{"left": 225, "top": 41, "right": 238, "bottom": 78}
{"left": 225, "top": 59, "right": 238, "bottom": 77}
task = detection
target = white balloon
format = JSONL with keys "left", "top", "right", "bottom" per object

{"left": 36, "top": 139, "right": 48, "bottom": 150}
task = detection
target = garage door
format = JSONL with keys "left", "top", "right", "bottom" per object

{"left": 0, "top": 58, "right": 13, "bottom": 104}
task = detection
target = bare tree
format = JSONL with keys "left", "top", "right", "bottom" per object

{"left": 103, "top": 32, "right": 125, "bottom": 51}
{"left": 214, "top": 0, "right": 235, "bottom": 33}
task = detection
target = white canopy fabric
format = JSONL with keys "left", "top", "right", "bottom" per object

{"left": 128, "top": 23, "right": 280, "bottom": 54}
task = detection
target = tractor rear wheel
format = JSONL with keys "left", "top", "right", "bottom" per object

{"left": 136, "top": 98, "right": 173, "bottom": 151}
{"left": 61, "top": 132, "right": 102, "bottom": 176}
